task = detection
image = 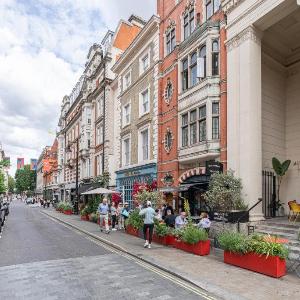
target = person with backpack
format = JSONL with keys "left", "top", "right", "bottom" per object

{"left": 139, "top": 201, "right": 156, "bottom": 249}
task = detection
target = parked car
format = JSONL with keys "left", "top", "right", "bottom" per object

{"left": 25, "top": 198, "right": 33, "bottom": 205}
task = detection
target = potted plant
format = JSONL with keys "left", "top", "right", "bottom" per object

{"left": 125, "top": 209, "right": 143, "bottom": 237}
{"left": 153, "top": 222, "right": 175, "bottom": 246}
{"left": 218, "top": 231, "right": 289, "bottom": 278}
{"left": 204, "top": 170, "right": 248, "bottom": 223}
{"left": 173, "top": 225, "right": 210, "bottom": 256}
{"left": 272, "top": 157, "right": 291, "bottom": 216}
{"left": 56, "top": 201, "right": 64, "bottom": 212}
{"left": 80, "top": 207, "right": 89, "bottom": 221}
{"left": 63, "top": 202, "right": 73, "bottom": 215}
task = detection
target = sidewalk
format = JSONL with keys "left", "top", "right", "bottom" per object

{"left": 41, "top": 209, "right": 300, "bottom": 300}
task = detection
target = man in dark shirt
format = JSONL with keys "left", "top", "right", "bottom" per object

{"left": 164, "top": 209, "right": 176, "bottom": 228}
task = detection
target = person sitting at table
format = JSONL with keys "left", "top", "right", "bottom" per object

{"left": 175, "top": 211, "right": 187, "bottom": 229}
{"left": 198, "top": 212, "right": 211, "bottom": 233}
{"left": 164, "top": 209, "right": 176, "bottom": 228}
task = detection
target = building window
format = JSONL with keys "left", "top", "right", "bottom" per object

{"left": 139, "top": 128, "right": 149, "bottom": 161}
{"left": 183, "top": 9, "right": 195, "bottom": 40}
{"left": 190, "top": 52, "right": 198, "bottom": 87}
{"left": 206, "top": 0, "right": 220, "bottom": 20}
{"left": 182, "top": 58, "right": 188, "bottom": 91}
{"left": 96, "top": 124, "right": 103, "bottom": 145}
{"left": 164, "top": 80, "right": 173, "bottom": 105}
{"left": 140, "top": 52, "right": 150, "bottom": 73}
{"left": 123, "top": 71, "right": 131, "bottom": 90}
{"left": 212, "top": 40, "right": 219, "bottom": 76}
{"left": 140, "top": 88, "right": 149, "bottom": 116}
{"left": 97, "top": 97, "right": 104, "bottom": 118}
{"left": 96, "top": 154, "right": 103, "bottom": 175}
{"left": 87, "top": 132, "right": 91, "bottom": 148}
{"left": 181, "top": 113, "right": 189, "bottom": 147}
{"left": 122, "top": 103, "right": 131, "bottom": 127}
{"left": 199, "top": 46, "right": 207, "bottom": 78}
{"left": 166, "top": 28, "right": 176, "bottom": 55}
{"left": 212, "top": 102, "right": 219, "bottom": 139}
{"left": 214, "top": 0, "right": 221, "bottom": 13}
{"left": 164, "top": 129, "right": 173, "bottom": 153}
{"left": 123, "top": 137, "right": 130, "bottom": 166}
{"left": 199, "top": 105, "right": 207, "bottom": 142}
{"left": 190, "top": 110, "right": 197, "bottom": 145}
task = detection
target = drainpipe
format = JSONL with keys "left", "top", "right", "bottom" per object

{"left": 101, "top": 52, "right": 106, "bottom": 175}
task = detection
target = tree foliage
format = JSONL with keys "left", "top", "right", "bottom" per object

{"left": 0, "top": 171, "right": 6, "bottom": 194}
{"left": 15, "top": 165, "right": 36, "bottom": 193}
{"left": 8, "top": 175, "right": 15, "bottom": 193}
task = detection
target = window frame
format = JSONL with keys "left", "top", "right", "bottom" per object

{"left": 123, "top": 70, "right": 131, "bottom": 90}
{"left": 139, "top": 87, "right": 150, "bottom": 117}
{"left": 181, "top": 113, "right": 189, "bottom": 147}
{"left": 139, "top": 50, "right": 150, "bottom": 74}
{"left": 138, "top": 126, "right": 150, "bottom": 163}
{"left": 212, "top": 40, "right": 219, "bottom": 76}
{"left": 212, "top": 102, "right": 220, "bottom": 139}
{"left": 189, "top": 109, "right": 197, "bottom": 145}
{"left": 190, "top": 51, "right": 198, "bottom": 87}
{"left": 122, "top": 135, "right": 131, "bottom": 167}
{"left": 182, "top": 58, "right": 189, "bottom": 91}
{"left": 199, "top": 105, "right": 207, "bottom": 142}
{"left": 122, "top": 101, "right": 131, "bottom": 127}
{"left": 183, "top": 8, "right": 195, "bottom": 40}
{"left": 166, "top": 28, "right": 176, "bottom": 55}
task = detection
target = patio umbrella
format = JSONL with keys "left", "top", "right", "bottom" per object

{"left": 81, "top": 187, "right": 120, "bottom": 195}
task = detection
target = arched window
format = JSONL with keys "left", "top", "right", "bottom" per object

{"left": 164, "top": 80, "right": 173, "bottom": 105}
{"left": 199, "top": 46, "right": 206, "bottom": 78}
{"left": 212, "top": 40, "right": 219, "bottom": 76}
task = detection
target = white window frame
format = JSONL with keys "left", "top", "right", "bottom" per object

{"left": 123, "top": 70, "right": 131, "bottom": 90}
{"left": 122, "top": 101, "right": 131, "bottom": 127}
{"left": 122, "top": 135, "right": 131, "bottom": 167}
{"left": 139, "top": 87, "right": 150, "bottom": 117}
{"left": 97, "top": 96, "right": 104, "bottom": 119}
{"left": 138, "top": 125, "right": 150, "bottom": 163}
{"left": 96, "top": 123, "right": 104, "bottom": 145}
{"left": 139, "top": 49, "right": 150, "bottom": 75}
{"left": 96, "top": 154, "right": 103, "bottom": 176}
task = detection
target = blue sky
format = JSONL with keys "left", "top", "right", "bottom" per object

{"left": 0, "top": 0, "right": 156, "bottom": 176}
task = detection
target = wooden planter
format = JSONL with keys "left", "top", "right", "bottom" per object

{"left": 224, "top": 251, "right": 286, "bottom": 278}
{"left": 153, "top": 234, "right": 175, "bottom": 246}
{"left": 126, "top": 225, "right": 139, "bottom": 237}
{"left": 174, "top": 239, "right": 210, "bottom": 256}
{"left": 80, "top": 215, "right": 89, "bottom": 221}
{"left": 63, "top": 210, "right": 72, "bottom": 215}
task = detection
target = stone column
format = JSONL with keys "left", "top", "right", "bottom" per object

{"left": 227, "top": 26, "right": 264, "bottom": 221}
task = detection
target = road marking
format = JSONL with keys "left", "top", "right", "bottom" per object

{"left": 43, "top": 212, "right": 218, "bottom": 300}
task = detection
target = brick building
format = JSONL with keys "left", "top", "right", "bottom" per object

{"left": 157, "top": 0, "right": 227, "bottom": 214}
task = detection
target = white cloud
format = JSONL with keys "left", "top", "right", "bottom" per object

{"left": 0, "top": 0, "right": 156, "bottom": 177}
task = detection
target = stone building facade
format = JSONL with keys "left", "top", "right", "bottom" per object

{"left": 112, "top": 16, "right": 160, "bottom": 207}
{"left": 222, "top": 0, "right": 300, "bottom": 219}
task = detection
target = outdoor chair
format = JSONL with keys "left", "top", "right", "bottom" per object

{"left": 288, "top": 200, "right": 297, "bottom": 219}
{"left": 289, "top": 202, "right": 300, "bottom": 223}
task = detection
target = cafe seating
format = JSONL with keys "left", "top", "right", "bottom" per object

{"left": 289, "top": 201, "right": 300, "bottom": 223}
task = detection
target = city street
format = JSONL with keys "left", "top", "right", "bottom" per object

{"left": 0, "top": 202, "right": 211, "bottom": 300}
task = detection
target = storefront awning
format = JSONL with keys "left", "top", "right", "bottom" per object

{"left": 158, "top": 184, "right": 195, "bottom": 193}
{"left": 81, "top": 187, "right": 120, "bottom": 195}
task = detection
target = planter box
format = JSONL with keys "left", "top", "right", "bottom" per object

{"left": 174, "top": 239, "right": 210, "bottom": 256}
{"left": 224, "top": 251, "right": 286, "bottom": 278}
{"left": 80, "top": 215, "right": 89, "bottom": 221}
{"left": 153, "top": 234, "right": 175, "bottom": 246}
{"left": 126, "top": 225, "right": 139, "bottom": 237}
{"left": 63, "top": 210, "right": 72, "bottom": 215}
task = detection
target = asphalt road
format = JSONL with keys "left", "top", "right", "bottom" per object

{"left": 0, "top": 202, "right": 211, "bottom": 300}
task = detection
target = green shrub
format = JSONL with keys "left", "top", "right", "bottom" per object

{"left": 218, "top": 231, "right": 289, "bottom": 259}
{"left": 80, "top": 207, "right": 88, "bottom": 216}
{"left": 181, "top": 225, "right": 208, "bottom": 244}
{"left": 155, "top": 222, "right": 173, "bottom": 237}
{"left": 63, "top": 202, "right": 73, "bottom": 211}
{"left": 89, "top": 213, "right": 98, "bottom": 223}
{"left": 126, "top": 209, "right": 143, "bottom": 229}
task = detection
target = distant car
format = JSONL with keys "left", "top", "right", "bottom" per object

{"left": 25, "top": 198, "right": 33, "bottom": 205}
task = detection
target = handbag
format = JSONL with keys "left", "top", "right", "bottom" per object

{"left": 121, "top": 209, "right": 129, "bottom": 218}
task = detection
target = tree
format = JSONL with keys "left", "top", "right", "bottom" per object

{"left": 0, "top": 171, "right": 6, "bottom": 194}
{"left": 15, "top": 165, "right": 36, "bottom": 193}
{"left": 8, "top": 175, "right": 15, "bottom": 193}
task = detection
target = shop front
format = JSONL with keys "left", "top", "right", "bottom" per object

{"left": 116, "top": 163, "right": 157, "bottom": 208}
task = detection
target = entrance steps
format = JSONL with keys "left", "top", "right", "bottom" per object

{"left": 255, "top": 220, "right": 300, "bottom": 259}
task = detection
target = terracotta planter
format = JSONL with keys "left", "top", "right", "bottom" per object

{"left": 153, "top": 234, "right": 175, "bottom": 246}
{"left": 80, "top": 215, "right": 89, "bottom": 221}
{"left": 126, "top": 225, "right": 139, "bottom": 237}
{"left": 224, "top": 251, "right": 286, "bottom": 278}
{"left": 63, "top": 210, "right": 72, "bottom": 215}
{"left": 174, "top": 239, "right": 210, "bottom": 256}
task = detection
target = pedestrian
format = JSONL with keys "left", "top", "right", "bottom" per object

{"left": 117, "top": 203, "right": 123, "bottom": 229}
{"left": 164, "top": 209, "right": 176, "bottom": 228}
{"left": 121, "top": 202, "right": 130, "bottom": 229}
{"left": 98, "top": 197, "right": 110, "bottom": 234}
{"left": 139, "top": 201, "right": 156, "bottom": 249}
{"left": 110, "top": 202, "right": 117, "bottom": 231}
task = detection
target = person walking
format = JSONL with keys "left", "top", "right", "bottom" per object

{"left": 139, "top": 201, "right": 156, "bottom": 249}
{"left": 121, "top": 202, "right": 130, "bottom": 229}
{"left": 98, "top": 198, "right": 110, "bottom": 234}
{"left": 110, "top": 202, "right": 117, "bottom": 231}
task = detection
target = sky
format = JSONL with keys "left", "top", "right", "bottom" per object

{"left": 0, "top": 0, "right": 156, "bottom": 176}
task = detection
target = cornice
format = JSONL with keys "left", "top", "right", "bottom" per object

{"left": 221, "top": 0, "right": 245, "bottom": 14}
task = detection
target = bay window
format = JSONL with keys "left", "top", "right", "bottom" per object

{"left": 212, "top": 102, "right": 219, "bottom": 139}
{"left": 182, "top": 58, "right": 188, "bottom": 91}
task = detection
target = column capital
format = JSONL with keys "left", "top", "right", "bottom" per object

{"left": 226, "top": 25, "right": 263, "bottom": 52}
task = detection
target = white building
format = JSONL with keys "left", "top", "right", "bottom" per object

{"left": 222, "top": 0, "right": 300, "bottom": 219}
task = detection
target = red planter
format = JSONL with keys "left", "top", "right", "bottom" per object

{"left": 153, "top": 234, "right": 175, "bottom": 246}
{"left": 224, "top": 251, "right": 286, "bottom": 278}
{"left": 126, "top": 225, "right": 139, "bottom": 237}
{"left": 63, "top": 210, "right": 72, "bottom": 215}
{"left": 174, "top": 239, "right": 210, "bottom": 256}
{"left": 80, "top": 215, "right": 89, "bottom": 221}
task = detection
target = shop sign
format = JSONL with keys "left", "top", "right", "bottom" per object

{"left": 124, "top": 170, "right": 141, "bottom": 177}
{"left": 206, "top": 160, "right": 223, "bottom": 175}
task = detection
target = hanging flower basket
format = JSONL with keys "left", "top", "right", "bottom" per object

{"left": 174, "top": 239, "right": 210, "bottom": 256}
{"left": 224, "top": 251, "right": 286, "bottom": 278}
